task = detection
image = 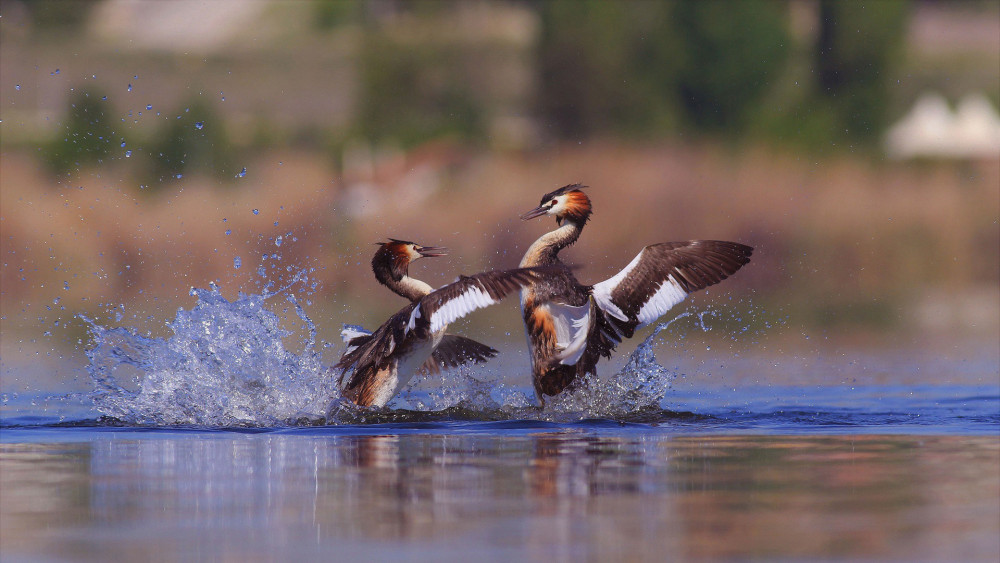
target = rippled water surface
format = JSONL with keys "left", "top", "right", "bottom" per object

{"left": 2, "top": 287, "right": 998, "bottom": 562}
{"left": 2, "top": 424, "right": 998, "bottom": 562}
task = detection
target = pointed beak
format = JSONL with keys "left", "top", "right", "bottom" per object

{"left": 520, "top": 205, "right": 549, "bottom": 221}
{"left": 416, "top": 245, "right": 447, "bottom": 258}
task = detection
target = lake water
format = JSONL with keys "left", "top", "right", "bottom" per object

{"left": 2, "top": 287, "right": 998, "bottom": 561}
{"left": 3, "top": 381, "right": 998, "bottom": 562}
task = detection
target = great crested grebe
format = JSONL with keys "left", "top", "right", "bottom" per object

{"left": 335, "top": 242, "right": 552, "bottom": 408}
{"left": 341, "top": 239, "right": 498, "bottom": 377}
{"left": 518, "top": 184, "right": 753, "bottom": 403}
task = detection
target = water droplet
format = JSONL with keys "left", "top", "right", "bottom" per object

{"left": 125, "top": 150, "right": 132, "bottom": 158}
{"left": 195, "top": 121, "right": 204, "bottom": 130}
{"left": 252, "top": 209, "right": 259, "bottom": 215}
{"left": 175, "top": 174, "right": 183, "bottom": 179}
{"left": 15, "top": 84, "right": 21, "bottom": 91}
{"left": 233, "top": 256, "right": 242, "bottom": 269}
{"left": 235, "top": 167, "right": 247, "bottom": 178}
{"left": 127, "top": 83, "right": 133, "bottom": 92}
{"left": 120, "top": 141, "right": 126, "bottom": 148}
{"left": 52, "top": 69, "right": 60, "bottom": 75}
{"left": 225, "top": 229, "right": 232, "bottom": 236}
{"left": 275, "top": 236, "right": 283, "bottom": 247}
{"left": 146, "top": 104, "right": 152, "bottom": 110}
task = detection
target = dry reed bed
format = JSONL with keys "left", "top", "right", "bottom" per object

{"left": 2, "top": 142, "right": 997, "bottom": 343}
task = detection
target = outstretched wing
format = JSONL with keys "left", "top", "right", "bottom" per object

{"left": 591, "top": 240, "right": 752, "bottom": 338}
{"left": 421, "top": 334, "right": 498, "bottom": 374}
{"left": 409, "top": 267, "right": 550, "bottom": 334}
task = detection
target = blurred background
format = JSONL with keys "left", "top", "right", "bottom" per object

{"left": 1, "top": 0, "right": 998, "bottom": 390}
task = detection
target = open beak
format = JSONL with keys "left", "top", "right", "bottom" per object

{"left": 520, "top": 205, "right": 549, "bottom": 221}
{"left": 416, "top": 245, "right": 447, "bottom": 258}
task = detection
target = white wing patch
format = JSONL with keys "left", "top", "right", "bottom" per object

{"left": 407, "top": 306, "right": 421, "bottom": 332}
{"left": 592, "top": 249, "right": 643, "bottom": 321}
{"left": 547, "top": 302, "right": 591, "bottom": 366}
{"left": 635, "top": 275, "right": 687, "bottom": 328}
{"left": 426, "top": 284, "right": 498, "bottom": 334}
{"left": 592, "top": 247, "right": 690, "bottom": 329}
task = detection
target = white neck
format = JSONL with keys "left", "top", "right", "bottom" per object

{"left": 520, "top": 222, "right": 581, "bottom": 267}
{"left": 393, "top": 275, "right": 434, "bottom": 300}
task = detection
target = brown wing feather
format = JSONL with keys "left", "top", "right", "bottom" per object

{"left": 600, "top": 240, "right": 752, "bottom": 337}
{"left": 420, "top": 268, "right": 543, "bottom": 315}
{"left": 421, "top": 335, "right": 498, "bottom": 374}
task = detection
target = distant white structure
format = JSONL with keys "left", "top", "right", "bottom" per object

{"left": 91, "top": 0, "right": 273, "bottom": 52}
{"left": 885, "top": 93, "right": 1000, "bottom": 159}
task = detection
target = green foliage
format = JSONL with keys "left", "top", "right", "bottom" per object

{"left": 673, "top": 0, "right": 790, "bottom": 131}
{"left": 22, "top": 0, "right": 93, "bottom": 30}
{"left": 536, "top": 0, "right": 680, "bottom": 138}
{"left": 312, "top": 0, "right": 362, "bottom": 30}
{"left": 816, "top": 0, "right": 909, "bottom": 141}
{"left": 357, "top": 33, "right": 486, "bottom": 147}
{"left": 535, "top": 0, "right": 789, "bottom": 138}
{"left": 349, "top": 1, "right": 907, "bottom": 148}
{"left": 146, "top": 99, "right": 236, "bottom": 187}
{"left": 44, "top": 90, "right": 120, "bottom": 175}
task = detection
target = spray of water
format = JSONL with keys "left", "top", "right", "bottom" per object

{"left": 84, "top": 266, "right": 734, "bottom": 426}
{"left": 84, "top": 279, "right": 336, "bottom": 426}
{"left": 324, "top": 313, "right": 701, "bottom": 424}
{"left": 529, "top": 314, "right": 692, "bottom": 420}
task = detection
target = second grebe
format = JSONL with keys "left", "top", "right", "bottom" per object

{"left": 335, "top": 247, "right": 553, "bottom": 408}
{"left": 342, "top": 239, "right": 498, "bottom": 378}
{"left": 518, "top": 184, "right": 753, "bottom": 403}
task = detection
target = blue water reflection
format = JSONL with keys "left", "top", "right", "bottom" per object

{"left": 2, "top": 427, "right": 999, "bottom": 561}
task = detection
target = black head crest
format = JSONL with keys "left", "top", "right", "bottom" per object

{"left": 540, "top": 183, "right": 588, "bottom": 205}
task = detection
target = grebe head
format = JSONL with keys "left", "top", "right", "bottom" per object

{"left": 520, "top": 183, "right": 591, "bottom": 226}
{"left": 372, "top": 238, "right": 447, "bottom": 282}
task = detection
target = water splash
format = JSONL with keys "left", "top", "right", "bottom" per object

{"left": 83, "top": 252, "right": 716, "bottom": 428}
{"left": 533, "top": 315, "right": 689, "bottom": 420}
{"left": 325, "top": 314, "right": 696, "bottom": 425}
{"left": 84, "top": 279, "right": 336, "bottom": 426}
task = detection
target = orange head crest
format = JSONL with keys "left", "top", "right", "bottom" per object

{"left": 520, "top": 183, "right": 592, "bottom": 226}
{"left": 372, "top": 238, "right": 447, "bottom": 282}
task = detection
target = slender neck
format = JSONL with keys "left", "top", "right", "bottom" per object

{"left": 374, "top": 261, "right": 434, "bottom": 301}
{"left": 387, "top": 275, "right": 434, "bottom": 301}
{"left": 519, "top": 219, "right": 584, "bottom": 267}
